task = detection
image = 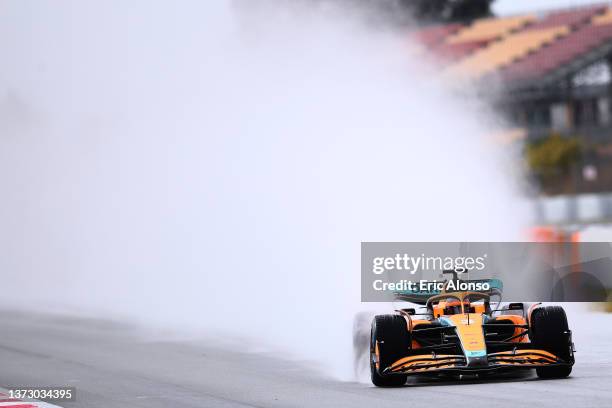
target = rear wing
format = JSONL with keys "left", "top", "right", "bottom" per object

{"left": 394, "top": 278, "right": 503, "bottom": 304}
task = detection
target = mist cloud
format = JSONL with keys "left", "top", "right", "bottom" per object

{"left": 0, "top": 0, "right": 528, "bottom": 379}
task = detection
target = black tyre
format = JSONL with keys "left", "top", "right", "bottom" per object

{"left": 530, "top": 306, "right": 573, "bottom": 379}
{"left": 370, "top": 315, "right": 410, "bottom": 387}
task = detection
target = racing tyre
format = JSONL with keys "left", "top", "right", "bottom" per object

{"left": 530, "top": 306, "right": 573, "bottom": 379}
{"left": 370, "top": 315, "right": 410, "bottom": 387}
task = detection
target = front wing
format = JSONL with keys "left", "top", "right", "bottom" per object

{"left": 381, "top": 349, "right": 572, "bottom": 376}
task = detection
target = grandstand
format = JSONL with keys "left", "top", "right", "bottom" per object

{"left": 411, "top": 3, "right": 612, "bottom": 194}
{"left": 413, "top": 4, "right": 612, "bottom": 85}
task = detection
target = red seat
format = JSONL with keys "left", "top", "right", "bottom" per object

{"left": 502, "top": 23, "right": 612, "bottom": 81}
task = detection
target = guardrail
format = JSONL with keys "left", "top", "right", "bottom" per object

{"left": 534, "top": 192, "right": 612, "bottom": 225}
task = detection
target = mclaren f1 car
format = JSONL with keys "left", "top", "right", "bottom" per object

{"left": 370, "top": 271, "right": 575, "bottom": 386}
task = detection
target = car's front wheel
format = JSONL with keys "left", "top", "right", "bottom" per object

{"left": 530, "top": 306, "right": 573, "bottom": 379}
{"left": 370, "top": 315, "right": 410, "bottom": 387}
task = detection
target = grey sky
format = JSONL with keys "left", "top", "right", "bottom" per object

{"left": 494, "top": 0, "right": 610, "bottom": 15}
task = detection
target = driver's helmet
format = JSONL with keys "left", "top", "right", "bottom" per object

{"left": 444, "top": 304, "right": 462, "bottom": 315}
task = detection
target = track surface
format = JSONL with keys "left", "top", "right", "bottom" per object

{"left": 0, "top": 308, "right": 611, "bottom": 408}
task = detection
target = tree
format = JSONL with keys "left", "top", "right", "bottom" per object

{"left": 526, "top": 134, "right": 581, "bottom": 176}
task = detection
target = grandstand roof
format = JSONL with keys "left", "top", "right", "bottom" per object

{"left": 412, "top": 3, "right": 612, "bottom": 90}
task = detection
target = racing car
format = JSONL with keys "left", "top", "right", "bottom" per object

{"left": 370, "top": 271, "right": 575, "bottom": 386}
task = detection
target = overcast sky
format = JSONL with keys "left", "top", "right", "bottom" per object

{"left": 494, "top": 0, "right": 610, "bottom": 15}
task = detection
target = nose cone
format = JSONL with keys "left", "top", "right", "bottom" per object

{"left": 467, "top": 355, "right": 488, "bottom": 367}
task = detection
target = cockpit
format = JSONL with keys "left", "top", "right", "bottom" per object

{"left": 427, "top": 292, "right": 492, "bottom": 318}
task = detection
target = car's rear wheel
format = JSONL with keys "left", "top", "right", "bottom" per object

{"left": 530, "top": 306, "right": 573, "bottom": 379}
{"left": 370, "top": 315, "right": 410, "bottom": 387}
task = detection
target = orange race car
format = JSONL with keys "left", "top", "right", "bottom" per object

{"left": 370, "top": 272, "right": 575, "bottom": 386}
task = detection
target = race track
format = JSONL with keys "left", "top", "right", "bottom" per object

{"left": 0, "top": 306, "right": 611, "bottom": 408}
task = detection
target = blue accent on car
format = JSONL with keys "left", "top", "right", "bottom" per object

{"left": 465, "top": 350, "right": 487, "bottom": 357}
